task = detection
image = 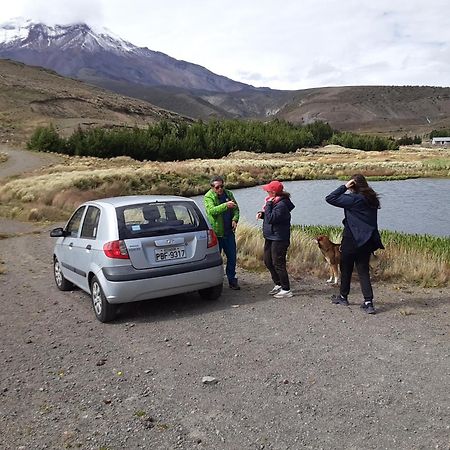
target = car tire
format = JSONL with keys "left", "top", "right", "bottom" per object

{"left": 90, "top": 276, "right": 116, "bottom": 323}
{"left": 53, "top": 257, "right": 74, "bottom": 291}
{"left": 199, "top": 283, "right": 223, "bottom": 301}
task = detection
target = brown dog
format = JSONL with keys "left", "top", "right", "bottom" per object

{"left": 315, "top": 235, "right": 341, "bottom": 284}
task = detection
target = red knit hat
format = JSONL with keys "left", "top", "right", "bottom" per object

{"left": 262, "top": 180, "right": 284, "bottom": 193}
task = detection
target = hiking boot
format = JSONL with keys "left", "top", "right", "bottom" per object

{"left": 331, "top": 294, "right": 349, "bottom": 306}
{"left": 229, "top": 280, "right": 241, "bottom": 290}
{"left": 268, "top": 285, "right": 282, "bottom": 295}
{"left": 361, "top": 301, "right": 376, "bottom": 314}
{"left": 273, "top": 289, "right": 293, "bottom": 298}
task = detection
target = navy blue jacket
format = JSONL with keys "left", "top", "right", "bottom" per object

{"left": 325, "top": 185, "right": 383, "bottom": 250}
{"left": 262, "top": 196, "right": 295, "bottom": 241}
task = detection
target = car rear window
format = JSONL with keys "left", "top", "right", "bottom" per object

{"left": 116, "top": 201, "right": 209, "bottom": 239}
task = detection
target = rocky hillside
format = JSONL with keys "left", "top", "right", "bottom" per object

{"left": 274, "top": 85, "right": 450, "bottom": 136}
{"left": 0, "top": 59, "right": 186, "bottom": 145}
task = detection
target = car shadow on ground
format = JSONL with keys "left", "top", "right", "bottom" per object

{"left": 113, "top": 274, "right": 347, "bottom": 324}
{"left": 111, "top": 283, "right": 273, "bottom": 324}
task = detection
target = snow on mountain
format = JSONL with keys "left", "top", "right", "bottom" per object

{"left": 0, "top": 17, "right": 137, "bottom": 54}
{"left": 0, "top": 18, "right": 33, "bottom": 43}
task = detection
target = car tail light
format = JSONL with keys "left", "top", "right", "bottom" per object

{"left": 207, "top": 229, "right": 218, "bottom": 248}
{"left": 103, "top": 240, "right": 129, "bottom": 259}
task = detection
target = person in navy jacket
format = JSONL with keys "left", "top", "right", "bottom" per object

{"left": 256, "top": 180, "right": 295, "bottom": 298}
{"left": 325, "top": 174, "right": 384, "bottom": 314}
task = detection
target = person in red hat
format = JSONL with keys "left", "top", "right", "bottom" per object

{"left": 256, "top": 180, "right": 295, "bottom": 298}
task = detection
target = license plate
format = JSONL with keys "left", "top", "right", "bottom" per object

{"left": 155, "top": 246, "right": 186, "bottom": 261}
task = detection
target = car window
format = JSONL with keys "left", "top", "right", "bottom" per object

{"left": 117, "top": 201, "right": 208, "bottom": 239}
{"left": 66, "top": 206, "right": 86, "bottom": 238}
{"left": 81, "top": 206, "right": 101, "bottom": 239}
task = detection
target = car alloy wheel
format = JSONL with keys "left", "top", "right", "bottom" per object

{"left": 53, "top": 257, "right": 73, "bottom": 291}
{"left": 90, "top": 276, "right": 116, "bottom": 322}
{"left": 91, "top": 281, "right": 103, "bottom": 316}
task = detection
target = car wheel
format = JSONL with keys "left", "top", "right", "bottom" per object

{"left": 90, "top": 276, "right": 116, "bottom": 323}
{"left": 198, "top": 283, "right": 223, "bottom": 301}
{"left": 54, "top": 257, "right": 74, "bottom": 291}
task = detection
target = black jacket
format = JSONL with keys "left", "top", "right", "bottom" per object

{"left": 325, "top": 185, "right": 384, "bottom": 250}
{"left": 261, "top": 196, "right": 295, "bottom": 241}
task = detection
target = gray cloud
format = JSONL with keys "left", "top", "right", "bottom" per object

{"left": 17, "top": 0, "right": 104, "bottom": 26}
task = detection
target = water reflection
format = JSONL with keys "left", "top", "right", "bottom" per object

{"left": 191, "top": 179, "right": 450, "bottom": 237}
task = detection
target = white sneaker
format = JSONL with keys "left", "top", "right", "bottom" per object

{"left": 273, "top": 289, "right": 293, "bottom": 298}
{"left": 268, "top": 285, "right": 282, "bottom": 295}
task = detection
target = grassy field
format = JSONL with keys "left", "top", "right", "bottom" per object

{"left": 0, "top": 144, "right": 448, "bottom": 286}
{"left": 237, "top": 223, "right": 450, "bottom": 288}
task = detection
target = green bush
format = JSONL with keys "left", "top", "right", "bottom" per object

{"left": 330, "top": 131, "right": 398, "bottom": 151}
{"left": 396, "top": 134, "right": 422, "bottom": 145}
{"left": 27, "top": 124, "right": 65, "bottom": 153}
{"left": 430, "top": 128, "right": 450, "bottom": 138}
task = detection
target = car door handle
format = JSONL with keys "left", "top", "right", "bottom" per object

{"left": 86, "top": 244, "right": 92, "bottom": 250}
{"left": 69, "top": 242, "right": 73, "bottom": 248}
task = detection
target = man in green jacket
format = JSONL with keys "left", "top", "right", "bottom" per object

{"left": 204, "top": 176, "right": 240, "bottom": 290}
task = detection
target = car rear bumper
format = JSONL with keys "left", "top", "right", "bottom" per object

{"left": 102, "top": 252, "right": 222, "bottom": 282}
{"left": 98, "top": 256, "right": 224, "bottom": 304}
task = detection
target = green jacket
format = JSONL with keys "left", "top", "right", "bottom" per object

{"left": 204, "top": 188, "right": 240, "bottom": 237}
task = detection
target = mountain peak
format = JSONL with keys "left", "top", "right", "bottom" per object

{"left": 0, "top": 19, "right": 136, "bottom": 53}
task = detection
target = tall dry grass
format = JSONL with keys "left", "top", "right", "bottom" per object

{"left": 236, "top": 223, "right": 450, "bottom": 287}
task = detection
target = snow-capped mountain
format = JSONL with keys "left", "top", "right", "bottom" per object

{"left": 0, "top": 18, "right": 251, "bottom": 92}
{"left": 0, "top": 18, "right": 136, "bottom": 53}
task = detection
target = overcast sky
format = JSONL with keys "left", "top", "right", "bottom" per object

{"left": 1, "top": 0, "right": 449, "bottom": 90}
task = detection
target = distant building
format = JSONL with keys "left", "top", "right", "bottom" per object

{"left": 432, "top": 137, "right": 450, "bottom": 145}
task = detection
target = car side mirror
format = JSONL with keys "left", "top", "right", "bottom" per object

{"left": 50, "top": 227, "right": 67, "bottom": 237}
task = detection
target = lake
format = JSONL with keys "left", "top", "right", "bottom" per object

{"left": 191, "top": 178, "right": 450, "bottom": 237}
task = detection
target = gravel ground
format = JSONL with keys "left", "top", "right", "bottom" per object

{"left": 0, "top": 225, "right": 449, "bottom": 450}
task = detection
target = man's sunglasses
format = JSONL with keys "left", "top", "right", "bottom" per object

{"left": 212, "top": 184, "right": 224, "bottom": 189}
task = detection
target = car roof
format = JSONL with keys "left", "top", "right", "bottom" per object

{"left": 84, "top": 195, "right": 194, "bottom": 208}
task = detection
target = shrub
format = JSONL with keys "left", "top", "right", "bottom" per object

{"left": 27, "top": 124, "right": 65, "bottom": 153}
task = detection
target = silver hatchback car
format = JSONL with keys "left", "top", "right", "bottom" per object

{"left": 50, "top": 195, "right": 224, "bottom": 322}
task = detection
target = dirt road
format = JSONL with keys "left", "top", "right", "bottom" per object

{"left": 0, "top": 149, "right": 449, "bottom": 449}
{"left": 0, "top": 145, "right": 62, "bottom": 180}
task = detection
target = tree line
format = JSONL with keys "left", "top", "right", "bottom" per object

{"left": 27, "top": 119, "right": 401, "bottom": 160}
{"left": 430, "top": 129, "right": 450, "bottom": 138}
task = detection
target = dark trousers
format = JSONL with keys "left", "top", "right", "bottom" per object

{"left": 263, "top": 239, "right": 290, "bottom": 291}
{"left": 218, "top": 233, "right": 237, "bottom": 284}
{"left": 340, "top": 249, "right": 373, "bottom": 302}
